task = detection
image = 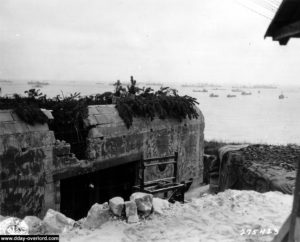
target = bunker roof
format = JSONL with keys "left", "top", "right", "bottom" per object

{"left": 84, "top": 104, "right": 203, "bottom": 137}
{"left": 0, "top": 109, "right": 53, "bottom": 135}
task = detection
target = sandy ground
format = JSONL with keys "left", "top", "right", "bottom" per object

{"left": 61, "top": 189, "right": 292, "bottom": 242}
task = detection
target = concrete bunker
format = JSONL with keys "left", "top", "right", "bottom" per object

{"left": 0, "top": 104, "right": 205, "bottom": 219}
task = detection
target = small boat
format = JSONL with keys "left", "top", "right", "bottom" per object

{"left": 0, "top": 80, "right": 13, "bottom": 84}
{"left": 209, "top": 93, "right": 219, "bottom": 98}
{"left": 28, "top": 81, "right": 49, "bottom": 88}
{"left": 241, "top": 91, "right": 252, "bottom": 95}
{"left": 227, "top": 94, "right": 236, "bottom": 98}
{"left": 279, "top": 94, "right": 285, "bottom": 99}
{"left": 193, "top": 89, "right": 208, "bottom": 93}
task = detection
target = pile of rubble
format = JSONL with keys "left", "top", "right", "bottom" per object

{"left": 0, "top": 192, "right": 170, "bottom": 235}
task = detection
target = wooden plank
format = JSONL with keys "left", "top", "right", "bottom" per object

{"left": 143, "top": 154, "right": 176, "bottom": 162}
{"left": 144, "top": 177, "right": 176, "bottom": 185}
{"left": 288, "top": 157, "right": 300, "bottom": 242}
{"left": 144, "top": 161, "right": 176, "bottom": 167}
{"left": 144, "top": 183, "right": 184, "bottom": 193}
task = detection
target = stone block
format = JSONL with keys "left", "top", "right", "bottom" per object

{"left": 130, "top": 192, "right": 153, "bottom": 216}
{"left": 125, "top": 201, "right": 139, "bottom": 223}
{"left": 0, "top": 111, "right": 13, "bottom": 122}
{"left": 109, "top": 197, "right": 124, "bottom": 217}
{"left": 2, "top": 122, "right": 29, "bottom": 135}
{"left": 87, "top": 106, "right": 100, "bottom": 115}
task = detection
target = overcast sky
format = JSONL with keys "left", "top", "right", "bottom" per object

{"left": 1, "top": 0, "right": 300, "bottom": 85}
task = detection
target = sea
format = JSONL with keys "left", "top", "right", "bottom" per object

{"left": 1, "top": 80, "right": 299, "bottom": 145}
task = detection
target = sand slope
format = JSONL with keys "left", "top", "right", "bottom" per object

{"left": 61, "top": 189, "right": 292, "bottom": 242}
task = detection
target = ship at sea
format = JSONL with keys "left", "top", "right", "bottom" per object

{"left": 227, "top": 94, "right": 236, "bottom": 98}
{"left": 209, "top": 93, "right": 219, "bottom": 98}
{"left": 193, "top": 89, "right": 208, "bottom": 93}
{"left": 231, "top": 88, "right": 243, "bottom": 92}
{"left": 0, "top": 80, "right": 13, "bottom": 84}
{"left": 28, "top": 81, "right": 50, "bottom": 88}
{"left": 241, "top": 91, "right": 252, "bottom": 95}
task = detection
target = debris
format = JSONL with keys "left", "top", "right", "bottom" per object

{"left": 43, "top": 209, "right": 75, "bottom": 234}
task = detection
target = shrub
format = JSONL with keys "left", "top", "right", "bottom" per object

{"left": 0, "top": 77, "right": 199, "bottom": 158}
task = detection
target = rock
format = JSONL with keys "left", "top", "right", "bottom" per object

{"left": 125, "top": 201, "right": 139, "bottom": 223}
{"left": 23, "top": 216, "right": 45, "bottom": 235}
{"left": 152, "top": 198, "right": 169, "bottom": 215}
{"left": 130, "top": 192, "right": 153, "bottom": 215}
{"left": 109, "top": 197, "right": 124, "bottom": 216}
{"left": 83, "top": 203, "right": 110, "bottom": 229}
{"left": 43, "top": 209, "right": 75, "bottom": 234}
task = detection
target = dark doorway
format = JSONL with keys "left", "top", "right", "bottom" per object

{"left": 60, "top": 161, "right": 138, "bottom": 220}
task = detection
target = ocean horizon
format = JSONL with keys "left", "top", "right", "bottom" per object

{"left": 1, "top": 80, "right": 299, "bottom": 146}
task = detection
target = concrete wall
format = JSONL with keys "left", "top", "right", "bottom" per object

{"left": 0, "top": 105, "right": 205, "bottom": 218}
{"left": 84, "top": 105, "right": 205, "bottom": 186}
{"left": 0, "top": 110, "right": 56, "bottom": 218}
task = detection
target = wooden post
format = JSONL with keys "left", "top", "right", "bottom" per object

{"left": 174, "top": 152, "right": 178, "bottom": 183}
{"left": 140, "top": 154, "right": 145, "bottom": 191}
{"left": 273, "top": 157, "right": 300, "bottom": 241}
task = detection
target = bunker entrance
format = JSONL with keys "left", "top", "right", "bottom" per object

{"left": 60, "top": 161, "right": 138, "bottom": 220}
